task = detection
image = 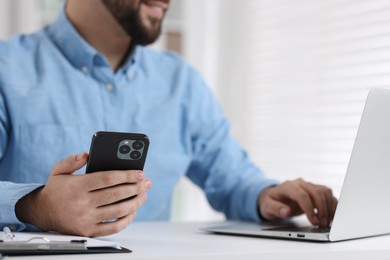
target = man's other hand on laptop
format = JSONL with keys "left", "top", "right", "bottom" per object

{"left": 258, "top": 178, "right": 338, "bottom": 227}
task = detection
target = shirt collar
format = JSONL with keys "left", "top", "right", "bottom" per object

{"left": 46, "top": 8, "right": 137, "bottom": 74}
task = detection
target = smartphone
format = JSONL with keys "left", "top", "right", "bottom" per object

{"left": 86, "top": 131, "right": 150, "bottom": 173}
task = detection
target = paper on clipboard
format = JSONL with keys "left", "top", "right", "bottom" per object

{"left": 2, "top": 232, "right": 121, "bottom": 249}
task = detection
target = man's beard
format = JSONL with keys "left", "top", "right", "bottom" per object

{"left": 101, "top": 0, "right": 165, "bottom": 45}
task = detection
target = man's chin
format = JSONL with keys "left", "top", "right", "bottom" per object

{"left": 131, "top": 20, "right": 162, "bottom": 45}
{"left": 131, "top": 29, "right": 162, "bottom": 45}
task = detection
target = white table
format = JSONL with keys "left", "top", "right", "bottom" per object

{"left": 5, "top": 221, "right": 390, "bottom": 260}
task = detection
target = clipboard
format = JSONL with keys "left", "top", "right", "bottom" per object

{"left": 0, "top": 230, "right": 131, "bottom": 256}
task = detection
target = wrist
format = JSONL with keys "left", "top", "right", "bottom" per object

{"left": 258, "top": 185, "right": 276, "bottom": 220}
{"left": 15, "top": 186, "right": 50, "bottom": 231}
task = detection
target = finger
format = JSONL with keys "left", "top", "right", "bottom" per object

{"left": 260, "top": 197, "right": 292, "bottom": 220}
{"left": 282, "top": 183, "right": 319, "bottom": 225}
{"left": 324, "top": 187, "right": 337, "bottom": 223}
{"left": 92, "top": 212, "right": 137, "bottom": 237}
{"left": 330, "top": 196, "right": 338, "bottom": 221}
{"left": 91, "top": 180, "right": 150, "bottom": 206}
{"left": 300, "top": 183, "right": 329, "bottom": 226}
{"left": 84, "top": 170, "right": 146, "bottom": 191}
{"left": 51, "top": 152, "right": 89, "bottom": 175}
{"left": 96, "top": 193, "right": 147, "bottom": 222}
{"left": 319, "top": 186, "right": 337, "bottom": 224}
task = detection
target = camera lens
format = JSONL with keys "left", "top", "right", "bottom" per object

{"left": 130, "top": 151, "right": 142, "bottom": 160}
{"left": 119, "top": 145, "right": 131, "bottom": 154}
{"left": 132, "top": 141, "right": 144, "bottom": 150}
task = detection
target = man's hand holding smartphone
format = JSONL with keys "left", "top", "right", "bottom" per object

{"left": 15, "top": 132, "right": 151, "bottom": 237}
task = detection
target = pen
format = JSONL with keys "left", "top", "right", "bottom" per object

{"left": 3, "top": 226, "right": 15, "bottom": 241}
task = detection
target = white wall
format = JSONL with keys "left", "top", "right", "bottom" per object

{"left": 0, "top": 0, "right": 46, "bottom": 39}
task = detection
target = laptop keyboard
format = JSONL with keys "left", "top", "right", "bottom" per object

{"left": 264, "top": 225, "right": 331, "bottom": 233}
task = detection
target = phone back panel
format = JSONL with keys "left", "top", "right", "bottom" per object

{"left": 86, "top": 132, "right": 149, "bottom": 173}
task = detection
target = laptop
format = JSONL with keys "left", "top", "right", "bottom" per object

{"left": 204, "top": 88, "right": 390, "bottom": 242}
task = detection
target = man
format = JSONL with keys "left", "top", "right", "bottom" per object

{"left": 0, "top": 0, "right": 337, "bottom": 237}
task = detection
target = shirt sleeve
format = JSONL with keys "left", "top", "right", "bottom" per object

{"left": 0, "top": 182, "right": 43, "bottom": 231}
{"left": 185, "top": 70, "right": 279, "bottom": 222}
{"left": 0, "top": 88, "right": 42, "bottom": 231}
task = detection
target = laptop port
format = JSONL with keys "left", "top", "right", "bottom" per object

{"left": 297, "top": 234, "right": 305, "bottom": 238}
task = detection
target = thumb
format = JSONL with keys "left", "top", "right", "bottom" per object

{"left": 277, "top": 204, "right": 292, "bottom": 218}
{"left": 262, "top": 198, "right": 292, "bottom": 219}
{"left": 51, "top": 152, "right": 89, "bottom": 176}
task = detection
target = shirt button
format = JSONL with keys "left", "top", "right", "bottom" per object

{"left": 105, "top": 83, "right": 114, "bottom": 91}
{"left": 127, "top": 71, "right": 132, "bottom": 78}
{"left": 81, "top": 66, "right": 88, "bottom": 73}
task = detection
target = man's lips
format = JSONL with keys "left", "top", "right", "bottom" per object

{"left": 142, "top": 0, "right": 169, "bottom": 19}
{"left": 144, "top": 0, "right": 169, "bottom": 9}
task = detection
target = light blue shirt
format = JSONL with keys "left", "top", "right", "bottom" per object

{"left": 0, "top": 10, "right": 278, "bottom": 231}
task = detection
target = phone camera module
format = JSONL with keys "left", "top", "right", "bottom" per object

{"left": 117, "top": 139, "right": 145, "bottom": 160}
{"left": 132, "top": 141, "right": 144, "bottom": 150}
{"left": 119, "top": 145, "right": 131, "bottom": 154}
{"left": 130, "top": 151, "right": 142, "bottom": 160}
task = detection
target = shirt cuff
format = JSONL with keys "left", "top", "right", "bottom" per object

{"left": 0, "top": 183, "right": 43, "bottom": 231}
{"left": 245, "top": 178, "right": 280, "bottom": 223}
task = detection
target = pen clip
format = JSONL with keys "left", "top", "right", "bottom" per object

{"left": 0, "top": 237, "right": 87, "bottom": 251}
{"left": 25, "top": 237, "right": 51, "bottom": 243}
{"left": 2, "top": 227, "right": 15, "bottom": 241}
